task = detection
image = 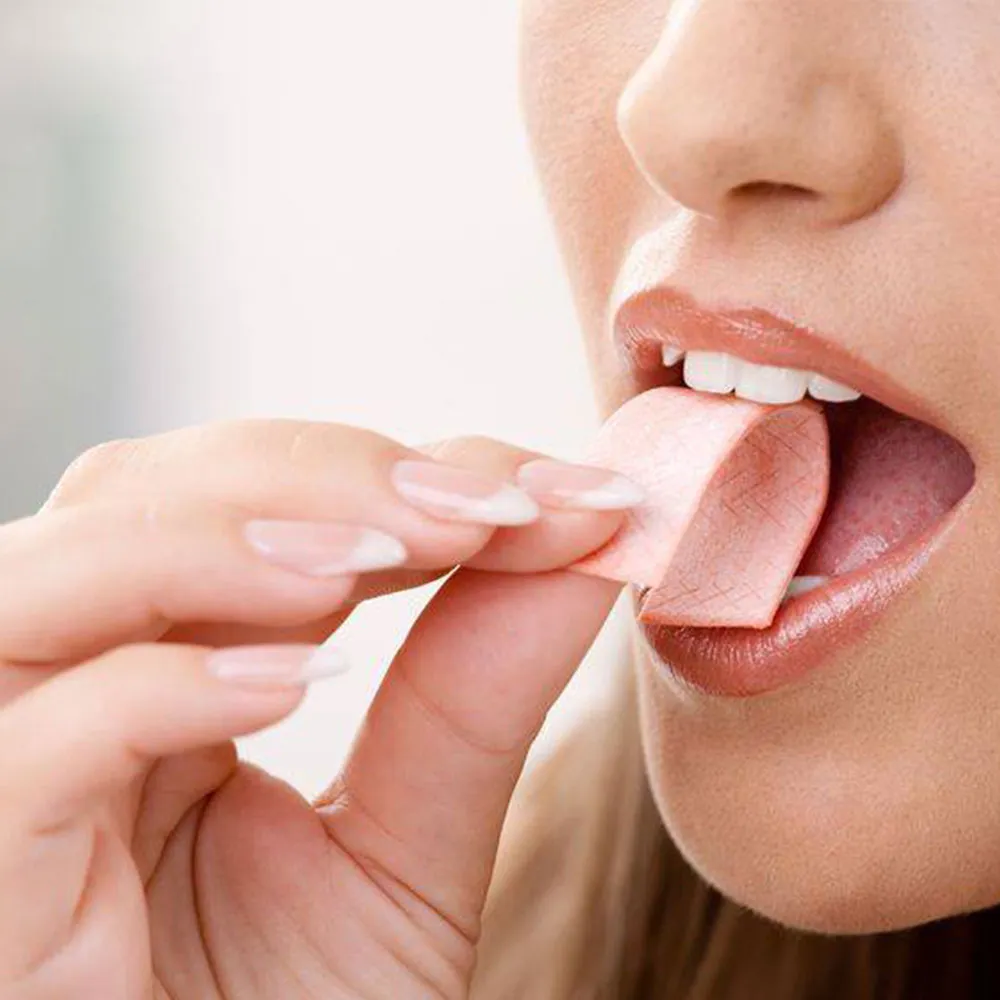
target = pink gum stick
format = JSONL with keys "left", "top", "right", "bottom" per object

{"left": 573, "top": 388, "right": 830, "bottom": 629}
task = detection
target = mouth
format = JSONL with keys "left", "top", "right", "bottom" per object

{"left": 614, "top": 288, "right": 976, "bottom": 697}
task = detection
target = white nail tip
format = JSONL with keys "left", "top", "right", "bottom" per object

{"left": 246, "top": 521, "right": 408, "bottom": 576}
{"left": 807, "top": 374, "right": 862, "bottom": 402}
{"left": 467, "top": 484, "right": 541, "bottom": 526}
{"left": 343, "top": 529, "right": 409, "bottom": 572}
{"left": 208, "top": 645, "right": 350, "bottom": 685}
{"left": 573, "top": 475, "right": 647, "bottom": 511}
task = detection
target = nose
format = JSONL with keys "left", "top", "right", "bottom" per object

{"left": 617, "top": 0, "right": 903, "bottom": 228}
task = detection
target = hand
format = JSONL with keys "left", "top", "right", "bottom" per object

{"left": 0, "top": 420, "right": 627, "bottom": 999}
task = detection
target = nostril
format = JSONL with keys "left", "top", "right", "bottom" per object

{"left": 732, "top": 180, "right": 820, "bottom": 202}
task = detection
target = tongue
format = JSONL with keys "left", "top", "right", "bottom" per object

{"left": 797, "top": 399, "right": 974, "bottom": 577}
{"left": 572, "top": 387, "right": 829, "bottom": 629}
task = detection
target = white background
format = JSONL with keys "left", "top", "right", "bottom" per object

{"left": 2, "top": 1, "right": 628, "bottom": 798}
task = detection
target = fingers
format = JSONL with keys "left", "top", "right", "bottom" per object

{"left": 0, "top": 501, "right": 366, "bottom": 664}
{"left": 316, "top": 567, "right": 621, "bottom": 939}
{"left": 18, "top": 424, "right": 640, "bottom": 660}
{"left": 47, "top": 423, "right": 639, "bottom": 576}
{"left": 0, "top": 641, "right": 339, "bottom": 981}
{"left": 45, "top": 424, "right": 520, "bottom": 570}
{"left": 0, "top": 642, "right": 338, "bottom": 833}
{"left": 422, "top": 437, "right": 639, "bottom": 574}
{"left": 0, "top": 479, "right": 623, "bottom": 669}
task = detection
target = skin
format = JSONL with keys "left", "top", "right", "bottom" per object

{"left": 0, "top": 424, "right": 624, "bottom": 999}
{"left": 519, "top": 0, "right": 1000, "bottom": 932}
{"left": 6, "top": 1, "right": 1000, "bottom": 994}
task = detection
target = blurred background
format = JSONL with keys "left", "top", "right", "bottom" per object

{"left": 1, "top": 1, "right": 627, "bottom": 797}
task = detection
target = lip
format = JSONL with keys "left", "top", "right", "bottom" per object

{"left": 614, "top": 285, "right": 945, "bottom": 432}
{"left": 638, "top": 496, "right": 969, "bottom": 698}
{"left": 612, "top": 283, "right": 973, "bottom": 699}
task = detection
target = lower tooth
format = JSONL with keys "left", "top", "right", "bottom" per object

{"left": 783, "top": 575, "right": 829, "bottom": 601}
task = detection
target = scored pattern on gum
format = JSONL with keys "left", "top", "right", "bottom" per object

{"left": 572, "top": 388, "right": 829, "bottom": 630}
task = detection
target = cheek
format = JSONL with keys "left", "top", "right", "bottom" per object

{"left": 518, "top": 0, "right": 666, "bottom": 405}
{"left": 633, "top": 503, "right": 1000, "bottom": 934}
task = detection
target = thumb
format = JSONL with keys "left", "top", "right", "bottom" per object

{"left": 316, "top": 567, "right": 620, "bottom": 939}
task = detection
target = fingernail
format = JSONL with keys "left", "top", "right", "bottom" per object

{"left": 245, "top": 521, "right": 408, "bottom": 576}
{"left": 391, "top": 459, "right": 540, "bottom": 526}
{"left": 516, "top": 459, "right": 645, "bottom": 511}
{"left": 207, "top": 644, "right": 349, "bottom": 686}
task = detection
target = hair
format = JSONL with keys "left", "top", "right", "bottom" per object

{"left": 471, "top": 661, "right": 1000, "bottom": 999}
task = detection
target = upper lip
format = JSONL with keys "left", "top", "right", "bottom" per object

{"left": 613, "top": 284, "right": 939, "bottom": 427}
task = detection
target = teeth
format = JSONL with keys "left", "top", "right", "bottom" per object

{"left": 735, "top": 362, "right": 809, "bottom": 404}
{"left": 807, "top": 374, "right": 862, "bottom": 402}
{"left": 683, "top": 351, "right": 742, "bottom": 394}
{"left": 783, "top": 575, "right": 829, "bottom": 601}
{"left": 678, "top": 351, "right": 862, "bottom": 406}
{"left": 661, "top": 344, "right": 685, "bottom": 367}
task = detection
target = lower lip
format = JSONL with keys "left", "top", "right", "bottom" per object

{"left": 639, "top": 505, "right": 966, "bottom": 698}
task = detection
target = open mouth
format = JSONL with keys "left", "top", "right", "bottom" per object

{"left": 647, "top": 347, "right": 975, "bottom": 596}
{"left": 614, "top": 291, "right": 976, "bottom": 695}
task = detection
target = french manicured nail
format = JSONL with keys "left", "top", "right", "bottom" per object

{"left": 207, "top": 644, "right": 348, "bottom": 686}
{"left": 245, "top": 520, "right": 408, "bottom": 576}
{"left": 391, "top": 459, "right": 540, "bottom": 526}
{"left": 516, "top": 459, "right": 646, "bottom": 511}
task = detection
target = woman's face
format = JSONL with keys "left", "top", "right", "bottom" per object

{"left": 519, "top": 0, "right": 1000, "bottom": 933}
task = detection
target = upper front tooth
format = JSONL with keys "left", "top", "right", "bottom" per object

{"left": 661, "top": 344, "right": 684, "bottom": 367}
{"left": 681, "top": 354, "right": 857, "bottom": 406}
{"left": 735, "top": 362, "right": 809, "bottom": 404}
{"left": 807, "top": 374, "right": 861, "bottom": 402}
{"left": 683, "top": 351, "right": 742, "bottom": 394}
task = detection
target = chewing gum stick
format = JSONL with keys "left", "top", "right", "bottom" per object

{"left": 573, "top": 388, "right": 829, "bottom": 629}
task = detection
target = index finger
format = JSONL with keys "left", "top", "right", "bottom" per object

{"left": 20, "top": 426, "right": 634, "bottom": 659}
{"left": 170, "top": 437, "right": 638, "bottom": 649}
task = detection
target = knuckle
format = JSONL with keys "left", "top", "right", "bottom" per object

{"left": 198, "top": 418, "right": 400, "bottom": 476}
{"left": 423, "top": 435, "right": 534, "bottom": 472}
{"left": 281, "top": 421, "right": 345, "bottom": 470}
{"left": 446, "top": 434, "right": 504, "bottom": 453}
{"left": 44, "top": 438, "right": 141, "bottom": 508}
{"left": 281, "top": 421, "right": 398, "bottom": 471}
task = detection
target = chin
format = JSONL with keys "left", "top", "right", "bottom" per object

{"left": 686, "top": 845, "right": 996, "bottom": 937}
{"left": 632, "top": 582, "right": 1000, "bottom": 940}
{"left": 646, "top": 757, "right": 1000, "bottom": 937}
